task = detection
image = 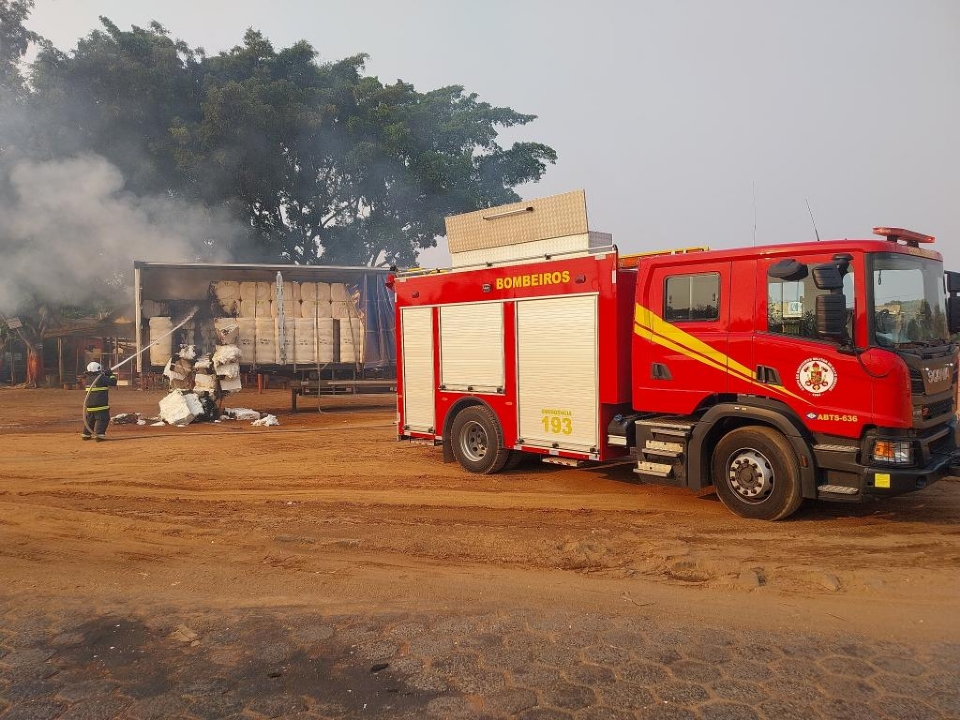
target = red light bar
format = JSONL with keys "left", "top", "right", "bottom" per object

{"left": 873, "top": 227, "right": 935, "bottom": 244}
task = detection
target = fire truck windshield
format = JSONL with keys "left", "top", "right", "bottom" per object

{"left": 870, "top": 252, "right": 948, "bottom": 349}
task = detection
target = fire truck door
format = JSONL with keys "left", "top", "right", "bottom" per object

{"left": 638, "top": 264, "right": 731, "bottom": 414}
{"left": 400, "top": 306, "right": 435, "bottom": 432}
{"left": 516, "top": 294, "right": 599, "bottom": 451}
{"left": 758, "top": 261, "right": 862, "bottom": 435}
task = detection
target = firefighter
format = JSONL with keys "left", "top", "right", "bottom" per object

{"left": 81, "top": 362, "right": 117, "bottom": 441}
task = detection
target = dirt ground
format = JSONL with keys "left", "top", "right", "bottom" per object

{"left": 2, "top": 386, "right": 960, "bottom": 646}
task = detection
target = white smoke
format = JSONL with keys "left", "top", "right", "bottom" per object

{"left": 0, "top": 153, "right": 241, "bottom": 312}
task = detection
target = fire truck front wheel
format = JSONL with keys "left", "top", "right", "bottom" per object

{"left": 450, "top": 405, "right": 512, "bottom": 474}
{"left": 711, "top": 426, "right": 803, "bottom": 521}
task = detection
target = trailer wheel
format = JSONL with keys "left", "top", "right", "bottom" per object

{"left": 450, "top": 405, "right": 511, "bottom": 474}
{"left": 711, "top": 426, "right": 803, "bottom": 520}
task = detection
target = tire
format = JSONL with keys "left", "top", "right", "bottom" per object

{"left": 503, "top": 450, "right": 527, "bottom": 471}
{"left": 450, "top": 405, "right": 512, "bottom": 474}
{"left": 711, "top": 426, "right": 803, "bottom": 521}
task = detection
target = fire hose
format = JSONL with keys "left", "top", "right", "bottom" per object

{"left": 81, "top": 306, "right": 199, "bottom": 437}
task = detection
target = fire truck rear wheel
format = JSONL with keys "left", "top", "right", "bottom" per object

{"left": 451, "top": 405, "right": 512, "bottom": 474}
{"left": 711, "top": 426, "right": 803, "bottom": 521}
{"left": 503, "top": 450, "right": 527, "bottom": 471}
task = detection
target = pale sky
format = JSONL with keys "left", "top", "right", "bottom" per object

{"left": 24, "top": 0, "right": 960, "bottom": 269}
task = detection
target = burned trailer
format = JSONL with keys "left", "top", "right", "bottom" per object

{"left": 133, "top": 261, "right": 396, "bottom": 404}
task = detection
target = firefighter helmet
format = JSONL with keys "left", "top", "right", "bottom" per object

{"left": 86, "top": 362, "right": 102, "bottom": 373}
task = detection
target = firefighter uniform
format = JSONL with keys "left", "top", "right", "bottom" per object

{"left": 82, "top": 369, "right": 118, "bottom": 440}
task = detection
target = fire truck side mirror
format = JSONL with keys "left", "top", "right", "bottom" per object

{"left": 768, "top": 259, "right": 808, "bottom": 282}
{"left": 945, "top": 270, "right": 960, "bottom": 295}
{"left": 812, "top": 264, "right": 844, "bottom": 291}
{"left": 816, "top": 294, "right": 847, "bottom": 339}
{"left": 947, "top": 297, "right": 960, "bottom": 335}
{"left": 945, "top": 272, "right": 960, "bottom": 334}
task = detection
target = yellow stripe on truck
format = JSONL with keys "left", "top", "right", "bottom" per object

{"left": 633, "top": 321, "right": 730, "bottom": 377}
{"left": 634, "top": 304, "right": 806, "bottom": 403}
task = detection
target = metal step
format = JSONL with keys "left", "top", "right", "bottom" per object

{"left": 634, "top": 460, "right": 673, "bottom": 478}
{"left": 818, "top": 484, "right": 860, "bottom": 496}
{"left": 636, "top": 418, "right": 695, "bottom": 432}
{"left": 638, "top": 426, "right": 690, "bottom": 439}
{"left": 542, "top": 457, "right": 586, "bottom": 468}
{"left": 641, "top": 447, "right": 682, "bottom": 458}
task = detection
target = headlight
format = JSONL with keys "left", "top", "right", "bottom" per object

{"left": 872, "top": 439, "right": 914, "bottom": 465}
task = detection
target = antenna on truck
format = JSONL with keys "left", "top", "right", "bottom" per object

{"left": 805, "top": 198, "right": 821, "bottom": 242}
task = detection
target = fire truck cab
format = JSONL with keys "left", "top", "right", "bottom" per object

{"left": 393, "top": 191, "right": 960, "bottom": 520}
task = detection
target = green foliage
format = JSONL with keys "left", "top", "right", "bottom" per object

{"left": 0, "top": 0, "right": 38, "bottom": 94}
{"left": 20, "top": 18, "right": 557, "bottom": 267}
{"left": 0, "top": 0, "right": 41, "bottom": 159}
{"left": 28, "top": 17, "right": 204, "bottom": 194}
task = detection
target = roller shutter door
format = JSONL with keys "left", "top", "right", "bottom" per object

{"left": 440, "top": 302, "right": 504, "bottom": 392}
{"left": 401, "top": 307, "right": 435, "bottom": 432}
{"left": 516, "top": 295, "right": 598, "bottom": 451}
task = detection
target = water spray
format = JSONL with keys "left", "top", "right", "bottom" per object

{"left": 81, "top": 305, "right": 199, "bottom": 437}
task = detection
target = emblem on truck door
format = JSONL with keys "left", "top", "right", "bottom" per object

{"left": 796, "top": 358, "right": 837, "bottom": 395}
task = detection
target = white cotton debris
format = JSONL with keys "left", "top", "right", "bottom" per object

{"left": 252, "top": 414, "right": 280, "bottom": 427}
{"left": 212, "top": 344, "right": 241, "bottom": 391}
{"left": 159, "top": 390, "right": 204, "bottom": 426}
{"left": 216, "top": 363, "right": 240, "bottom": 380}
{"left": 162, "top": 358, "right": 185, "bottom": 381}
{"left": 137, "top": 420, "right": 147, "bottom": 426}
{"left": 151, "top": 421, "right": 165, "bottom": 427}
{"left": 192, "top": 373, "right": 217, "bottom": 393}
{"left": 179, "top": 345, "right": 197, "bottom": 360}
{"left": 111, "top": 412, "right": 140, "bottom": 425}
{"left": 214, "top": 319, "right": 240, "bottom": 345}
{"left": 212, "top": 344, "right": 242, "bottom": 366}
{"left": 219, "top": 376, "right": 242, "bottom": 392}
{"left": 163, "top": 358, "right": 194, "bottom": 391}
{"left": 224, "top": 408, "right": 260, "bottom": 421}
{"left": 193, "top": 355, "right": 213, "bottom": 371}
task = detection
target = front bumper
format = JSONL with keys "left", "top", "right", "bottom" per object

{"left": 861, "top": 449, "right": 960, "bottom": 496}
{"left": 813, "top": 419, "right": 958, "bottom": 500}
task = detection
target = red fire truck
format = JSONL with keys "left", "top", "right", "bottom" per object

{"left": 391, "top": 191, "right": 960, "bottom": 520}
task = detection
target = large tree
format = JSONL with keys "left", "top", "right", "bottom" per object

{"left": 0, "top": 0, "right": 40, "bottom": 160}
{"left": 28, "top": 18, "right": 204, "bottom": 195}
{"left": 0, "top": 0, "right": 37, "bottom": 95}
{"left": 26, "top": 21, "right": 557, "bottom": 267}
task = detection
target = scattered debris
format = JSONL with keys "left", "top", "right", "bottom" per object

{"left": 163, "top": 356, "right": 194, "bottom": 390}
{"left": 224, "top": 408, "right": 260, "bottom": 421}
{"left": 193, "top": 373, "right": 217, "bottom": 393}
{"left": 152, "top": 335, "right": 250, "bottom": 427}
{"left": 111, "top": 413, "right": 141, "bottom": 425}
{"left": 214, "top": 318, "right": 240, "bottom": 345}
{"left": 159, "top": 390, "right": 204, "bottom": 426}
{"left": 252, "top": 414, "right": 280, "bottom": 427}
{"left": 160, "top": 335, "right": 244, "bottom": 402}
